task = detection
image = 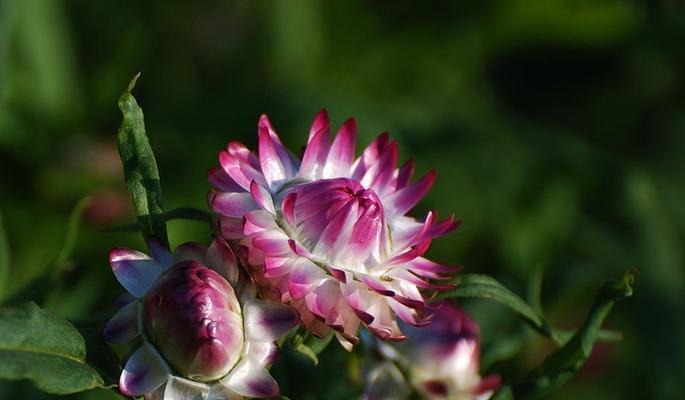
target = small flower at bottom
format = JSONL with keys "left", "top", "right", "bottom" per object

{"left": 208, "top": 110, "right": 460, "bottom": 349}
{"left": 362, "top": 302, "right": 500, "bottom": 400}
{"left": 103, "top": 238, "right": 298, "bottom": 399}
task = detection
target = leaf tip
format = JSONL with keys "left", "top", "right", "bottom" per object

{"left": 128, "top": 72, "right": 142, "bottom": 92}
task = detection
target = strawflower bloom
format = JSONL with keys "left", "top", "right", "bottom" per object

{"left": 363, "top": 302, "right": 500, "bottom": 400}
{"left": 103, "top": 238, "right": 298, "bottom": 399}
{"left": 208, "top": 110, "right": 459, "bottom": 349}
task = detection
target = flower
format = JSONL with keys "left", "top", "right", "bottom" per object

{"left": 103, "top": 238, "right": 298, "bottom": 399}
{"left": 362, "top": 302, "right": 500, "bottom": 400}
{"left": 208, "top": 110, "right": 459, "bottom": 349}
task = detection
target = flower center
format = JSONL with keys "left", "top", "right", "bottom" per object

{"left": 283, "top": 178, "right": 387, "bottom": 269}
{"left": 142, "top": 261, "right": 244, "bottom": 382}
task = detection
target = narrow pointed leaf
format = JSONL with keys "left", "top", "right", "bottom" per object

{"left": 511, "top": 270, "right": 636, "bottom": 399}
{"left": 439, "top": 274, "right": 558, "bottom": 342}
{"left": 116, "top": 73, "right": 168, "bottom": 247}
{"left": 0, "top": 302, "right": 105, "bottom": 393}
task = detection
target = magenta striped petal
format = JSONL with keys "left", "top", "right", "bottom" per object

{"left": 252, "top": 231, "right": 292, "bottom": 256}
{"left": 289, "top": 258, "right": 327, "bottom": 299}
{"left": 208, "top": 166, "right": 244, "bottom": 193}
{"left": 244, "top": 299, "right": 299, "bottom": 342}
{"left": 351, "top": 132, "right": 390, "bottom": 182}
{"left": 210, "top": 190, "right": 259, "bottom": 217}
{"left": 360, "top": 140, "right": 398, "bottom": 192}
{"left": 359, "top": 275, "right": 395, "bottom": 297}
{"left": 209, "top": 111, "right": 460, "bottom": 347}
{"left": 308, "top": 109, "right": 330, "bottom": 141}
{"left": 218, "top": 217, "right": 245, "bottom": 239}
{"left": 281, "top": 192, "right": 297, "bottom": 227}
{"left": 250, "top": 180, "right": 275, "bottom": 214}
{"left": 219, "top": 150, "right": 267, "bottom": 190}
{"left": 300, "top": 110, "right": 331, "bottom": 179}
{"left": 109, "top": 248, "right": 161, "bottom": 298}
{"left": 323, "top": 118, "right": 356, "bottom": 178}
{"left": 394, "top": 159, "right": 415, "bottom": 191}
{"left": 244, "top": 210, "right": 279, "bottom": 235}
{"left": 389, "top": 170, "right": 436, "bottom": 216}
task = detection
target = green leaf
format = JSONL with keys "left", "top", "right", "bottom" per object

{"left": 0, "top": 302, "right": 105, "bottom": 394}
{"left": 0, "top": 211, "right": 9, "bottom": 302}
{"left": 439, "top": 274, "right": 558, "bottom": 342}
{"left": 511, "top": 270, "right": 636, "bottom": 399}
{"left": 105, "top": 206, "right": 213, "bottom": 233}
{"left": 116, "top": 73, "right": 168, "bottom": 248}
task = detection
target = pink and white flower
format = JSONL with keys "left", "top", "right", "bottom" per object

{"left": 363, "top": 302, "right": 500, "bottom": 400}
{"left": 103, "top": 238, "right": 298, "bottom": 399}
{"left": 208, "top": 110, "right": 459, "bottom": 349}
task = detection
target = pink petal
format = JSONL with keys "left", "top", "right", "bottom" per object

{"left": 281, "top": 193, "right": 297, "bottom": 228}
{"left": 406, "top": 257, "right": 458, "bottom": 276}
{"left": 308, "top": 109, "right": 330, "bottom": 141}
{"left": 340, "top": 282, "right": 375, "bottom": 325}
{"left": 360, "top": 140, "right": 398, "bottom": 193}
{"left": 218, "top": 216, "right": 245, "bottom": 239}
{"left": 244, "top": 299, "right": 299, "bottom": 342}
{"left": 258, "top": 114, "right": 297, "bottom": 191}
{"left": 243, "top": 210, "right": 278, "bottom": 235}
{"left": 250, "top": 180, "right": 275, "bottom": 214}
{"left": 394, "top": 159, "right": 415, "bottom": 191}
{"left": 351, "top": 132, "right": 390, "bottom": 182}
{"left": 289, "top": 258, "right": 327, "bottom": 299}
{"left": 389, "top": 170, "right": 436, "bottom": 216}
{"left": 323, "top": 118, "right": 357, "bottom": 178}
{"left": 312, "top": 199, "right": 358, "bottom": 259}
{"left": 219, "top": 150, "right": 267, "bottom": 191}
{"left": 252, "top": 231, "right": 292, "bottom": 256}
{"left": 359, "top": 274, "right": 395, "bottom": 297}
{"left": 300, "top": 111, "right": 331, "bottom": 179}
{"left": 386, "top": 239, "right": 432, "bottom": 266}
{"left": 210, "top": 190, "right": 259, "bottom": 218}
{"left": 208, "top": 166, "right": 244, "bottom": 193}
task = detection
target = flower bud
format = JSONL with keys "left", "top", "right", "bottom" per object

{"left": 142, "top": 260, "right": 243, "bottom": 382}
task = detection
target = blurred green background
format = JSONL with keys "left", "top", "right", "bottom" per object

{"left": 1, "top": 0, "right": 684, "bottom": 399}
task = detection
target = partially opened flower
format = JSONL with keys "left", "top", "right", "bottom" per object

{"left": 208, "top": 110, "right": 459, "bottom": 349}
{"left": 362, "top": 302, "right": 500, "bottom": 400}
{"left": 103, "top": 238, "right": 298, "bottom": 399}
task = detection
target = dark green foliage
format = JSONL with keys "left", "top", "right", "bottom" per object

{"left": 0, "top": 302, "right": 104, "bottom": 394}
